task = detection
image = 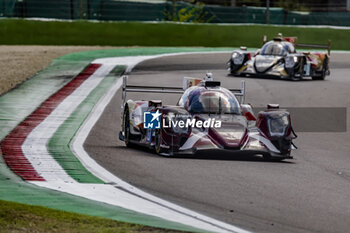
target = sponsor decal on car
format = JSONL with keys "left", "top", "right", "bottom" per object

{"left": 143, "top": 110, "right": 162, "bottom": 129}
{"left": 163, "top": 116, "right": 222, "bottom": 129}
{"left": 144, "top": 110, "right": 221, "bottom": 129}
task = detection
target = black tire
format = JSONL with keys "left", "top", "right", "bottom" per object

{"left": 312, "top": 57, "right": 328, "bottom": 80}
{"left": 154, "top": 129, "right": 170, "bottom": 156}
{"left": 154, "top": 129, "right": 163, "bottom": 154}
{"left": 229, "top": 62, "right": 245, "bottom": 77}
{"left": 123, "top": 106, "right": 132, "bottom": 147}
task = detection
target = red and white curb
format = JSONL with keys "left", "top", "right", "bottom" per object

{"left": 2, "top": 52, "right": 251, "bottom": 233}
{"left": 1, "top": 64, "right": 101, "bottom": 181}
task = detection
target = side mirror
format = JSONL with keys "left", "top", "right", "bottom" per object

{"left": 254, "top": 49, "right": 261, "bottom": 56}
{"left": 241, "top": 104, "right": 256, "bottom": 121}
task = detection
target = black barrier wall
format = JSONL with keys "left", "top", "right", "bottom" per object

{"left": 1, "top": 0, "right": 350, "bottom": 26}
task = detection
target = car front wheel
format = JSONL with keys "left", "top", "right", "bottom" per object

{"left": 155, "top": 129, "right": 171, "bottom": 156}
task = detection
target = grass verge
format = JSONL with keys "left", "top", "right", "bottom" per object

{"left": 0, "top": 199, "right": 185, "bottom": 233}
{"left": 0, "top": 19, "right": 349, "bottom": 50}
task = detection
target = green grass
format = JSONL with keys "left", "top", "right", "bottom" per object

{"left": 0, "top": 19, "right": 349, "bottom": 50}
{"left": 0, "top": 199, "right": 186, "bottom": 233}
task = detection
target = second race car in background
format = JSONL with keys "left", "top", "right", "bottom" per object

{"left": 228, "top": 34, "right": 331, "bottom": 80}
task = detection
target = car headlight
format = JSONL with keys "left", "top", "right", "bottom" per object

{"left": 267, "top": 114, "right": 289, "bottom": 137}
{"left": 232, "top": 52, "right": 245, "bottom": 65}
{"left": 285, "top": 56, "right": 298, "bottom": 68}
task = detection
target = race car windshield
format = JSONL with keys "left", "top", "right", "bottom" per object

{"left": 186, "top": 90, "right": 240, "bottom": 114}
{"left": 260, "top": 41, "right": 294, "bottom": 56}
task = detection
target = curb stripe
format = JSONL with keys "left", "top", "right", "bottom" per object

{"left": 21, "top": 63, "right": 114, "bottom": 182}
{"left": 46, "top": 66, "right": 126, "bottom": 183}
{"left": 0, "top": 64, "right": 101, "bottom": 181}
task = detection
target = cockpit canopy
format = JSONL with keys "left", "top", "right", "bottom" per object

{"left": 260, "top": 41, "right": 295, "bottom": 56}
{"left": 178, "top": 86, "right": 241, "bottom": 114}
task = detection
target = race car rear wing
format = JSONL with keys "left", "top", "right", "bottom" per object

{"left": 297, "top": 40, "right": 331, "bottom": 56}
{"left": 121, "top": 75, "right": 246, "bottom": 109}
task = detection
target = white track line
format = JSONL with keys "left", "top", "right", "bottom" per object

{"left": 24, "top": 52, "right": 251, "bottom": 233}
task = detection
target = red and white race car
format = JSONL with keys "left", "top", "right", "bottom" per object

{"left": 119, "top": 74, "right": 297, "bottom": 160}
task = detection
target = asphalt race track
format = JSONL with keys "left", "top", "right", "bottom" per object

{"left": 85, "top": 52, "right": 350, "bottom": 233}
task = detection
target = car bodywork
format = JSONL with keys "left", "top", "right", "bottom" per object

{"left": 228, "top": 35, "right": 331, "bottom": 80}
{"left": 119, "top": 75, "right": 297, "bottom": 160}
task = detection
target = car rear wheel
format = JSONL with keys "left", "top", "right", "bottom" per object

{"left": 123, "top": 107, "right": 133, "bottom": 147}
